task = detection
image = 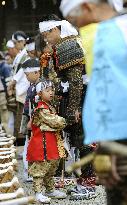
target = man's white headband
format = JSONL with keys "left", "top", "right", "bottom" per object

{"left": 12, "top": 34, "right": 26, "bottom": 42}
{"left": 39, "top": 20, "right": 61, "bottom": 33}
{"left": 23, "top": 67, "right": 40, "bottom": 73}
{"left": 39, "top": 20, "right": 78, "bottom": 38}
{"left": 60, "top": 0, "right": 124, "bottom": 17}
{"left": 26, "top": 42, "right": 35, "bottom": 52}
{"left": 108, "top": 0, "right": 124, "bottom": 12}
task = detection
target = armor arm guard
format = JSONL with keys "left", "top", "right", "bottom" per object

{"left": 33, "top": 108, "right": 67, "bottom": 130}
{"left": 66, "top": 64, "right": 83, "bottom": 125}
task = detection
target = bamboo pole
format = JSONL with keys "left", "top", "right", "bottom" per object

{"left": 66, "top": 142, "right": 127, "bottom": 173}
{"left": 66, "top": 153, "right": 95, "bottom": 173}
{"left": 0, "top": 196, "right": 35, "bottom": 205}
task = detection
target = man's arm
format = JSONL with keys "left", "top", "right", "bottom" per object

{"left": 66, "top": 64, "right": 83, "bottom": 125}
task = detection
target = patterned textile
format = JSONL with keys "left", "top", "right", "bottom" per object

{"left": 27, "top": 101, "right": 66, "bottom": 161}
{"left": 55, "top": 65, "right": 83, "bottom": 127}
{"left": 29, "top": 160, "right": 59, "bottom": 192}
{"left": 40, "top": 52, "right": 58, "bottom": 84}
{"left": 66, "top": 65, "right": 83, "bottom": 125}
{"left": 33, "top": 102, "right": 66, "bottom": 132}
{"left": 77, "top": 176, "right": 96, "bottom": 187}
{"left": 53, "top": 36, "right": 84, "bottom": 127}
{"left": 55, "top": 36, "right": 84, "bottom": 71}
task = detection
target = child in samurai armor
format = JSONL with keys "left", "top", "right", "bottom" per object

{"left": 27, "top": 79, "right": 67, "bottom": 203}
{"left": 20, "top": 58, "right": 40, "bottom": 181}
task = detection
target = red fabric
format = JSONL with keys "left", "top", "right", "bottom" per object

{"left": 27, "top": 102, "right": 59, "bottom": 162}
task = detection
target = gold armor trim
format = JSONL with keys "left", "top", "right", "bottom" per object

{"left": 56, "top": 132, "right": 66, "bottom": 158}
{"left": 58, "top": 58, "right": 84, "bottom": 71}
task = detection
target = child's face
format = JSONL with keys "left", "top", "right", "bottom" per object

{"left": 40, "top": 87, "right": 54, "bottom": 102}
{"left": 28, "top": 50, "right": 36, "bottom": 59}
{"left": 25, "top": 71, "right": 40, "bottom": 83}
{"left": 14, "top": 40, "right": 25, "bottom": 50}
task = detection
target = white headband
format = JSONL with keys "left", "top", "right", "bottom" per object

{"left": 39, "top": 20, "right": 78, "bottom": 38}
{"left": 60, "top": 0, "right": 124, "bottom": 17}
{"left": 12, "top": 34, "right": 26, "bottom": 42}
{"left": 23, "top": 67, "right": 40, "bottom": 73}
{"left": 39, "top": 20, "right": 61, "bottom": 33}
{"left": 36, "top": 81, "right": 53, "bottom": 93}
{"left": 108, "top": 0, "right": 124, "bottom": 12}
{"left": 6, "top": 40, "right": 15, "bottom": 48}
{"left": 26, "top": 42, "right": 35, "bottom": 52}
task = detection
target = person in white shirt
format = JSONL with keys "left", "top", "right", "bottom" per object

{"left": 9, "top": 31, "right": 30, "bottom": 144}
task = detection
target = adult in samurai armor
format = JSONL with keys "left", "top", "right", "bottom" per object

{"left": 60, "top": 0, "right": 127, "bottom": 204}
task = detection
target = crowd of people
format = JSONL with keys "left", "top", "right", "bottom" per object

{"left": 0, "top": 0, "right": 127, "bottom": 204}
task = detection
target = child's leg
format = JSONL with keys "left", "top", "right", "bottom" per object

{"left": 29, "top": 162, "right": 51, "bottom": 203}
{"left": 33, "top": 177, "right": 43, "bottom": 193}
{"left": 43, "top": 160, "right": 60, "bottom": 192}
{"left": 33, "top": 177, "right": 51, "bottom": 203}
{"left": 44, "top": 160, "right": 67, "bottom": 199}
{"left": 29, "top": 161, "right": 58, "bottom": 191}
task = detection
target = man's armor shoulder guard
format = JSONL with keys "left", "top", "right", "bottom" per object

{"left": 55, "top": 35, "right": 84, "bottom": 71}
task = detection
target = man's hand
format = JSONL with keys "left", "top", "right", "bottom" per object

{"left": 27, "top": 119, "right": 32, "bottom": 130}
{"left": 75, "top": 110, "right": 81, "bottom": 123}
{"left": 7, "top": 80, "right": 16, "bottom": 96}
{"left": 95, "top": 155, "right": 122, "bottom": 188}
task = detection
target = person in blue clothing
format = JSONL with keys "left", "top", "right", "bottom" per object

{"left": 60, "top": 0, "right": 127, "bottom": 204}
{"left": 0, "top": 51, "right": 12, "bottom": 134}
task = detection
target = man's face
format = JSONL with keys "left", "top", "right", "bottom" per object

{"left": 14, "top": 40, "right": 25, "bottom": 50}
{"left": 7, "top": 47, "right": 18, "bottom": 58}
{"left": 42, "top": 27, "right": 61, "bottom": 46}
{"left": 25, "top": 71, "right": 40, "bottom": 83}
{"left": 7, "top": 48, "right": 15, "bottom": 58}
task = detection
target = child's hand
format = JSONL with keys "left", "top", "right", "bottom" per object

{"left": 27, "top": 119, "right": 32, "bottom": 130}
